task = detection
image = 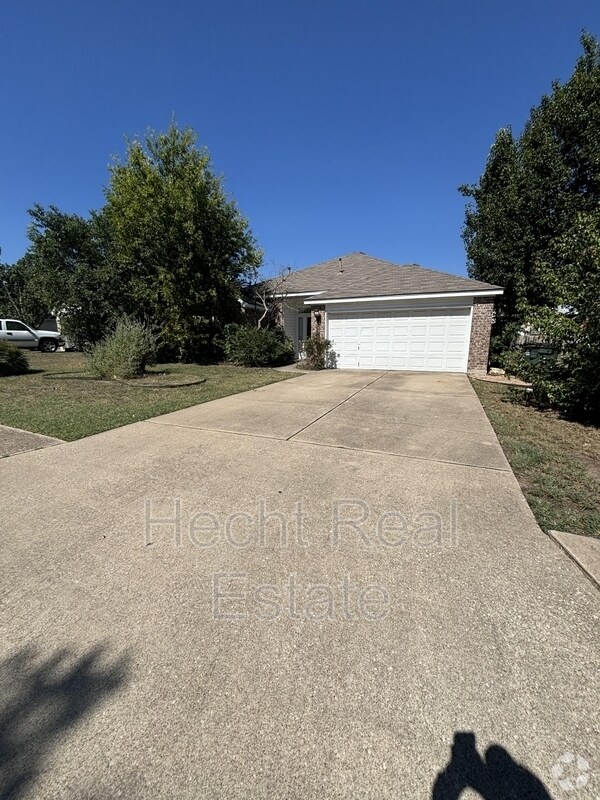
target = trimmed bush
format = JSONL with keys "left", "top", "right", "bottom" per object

{"left": 302, "top": 334, "right": 332, "bottom": 370}
{"left": 0, "top": 341, "right": 29, "bottom": 376}
{"left": 223, "top": 324, "right": 294, "bottom": 367}
{"left": 87, "top": 319, "right": 157, "bottom": 379}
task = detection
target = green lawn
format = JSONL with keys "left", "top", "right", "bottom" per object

{"left": 0, "top": 351, "right": 294, "bottom": 441}
{"left": 472, "top": 379, "right": 600, "bottom": 538}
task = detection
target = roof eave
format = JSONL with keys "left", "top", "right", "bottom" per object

{"left": 272, "top": 291, "right": 326, "bottom": 298}
{"left": 303, "top": 289, "right": 504, "bottom": 305}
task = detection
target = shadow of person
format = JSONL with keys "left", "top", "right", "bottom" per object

{"left": 0, "top": 643, "right": 131, "bottom": 800}
{"left": 432, "top": 731, "right": 552, "bottom": 799}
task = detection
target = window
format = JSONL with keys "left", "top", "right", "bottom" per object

{"left": 297, "top": 314, "right": 312, "bottom": 342}
{"left": 6, "top": 321, "right": 29, "bottom": 332}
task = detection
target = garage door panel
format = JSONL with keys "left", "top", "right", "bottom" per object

{"left": 410, "top": 325, "right": 427, "bottom": 337}
{"left": 328, "top": 306, "right": 471, "bottom": 372}
{"left": 409, "top": 341, "right": 426, "bottom": 353}
{"left": 426, "top": 357, "right": 444, "bottom": 368}
{"left": 449, "top": 324, "right": 467, "bottom": 336}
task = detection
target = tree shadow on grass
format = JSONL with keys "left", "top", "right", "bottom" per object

{"left": 432, "top": 732, "right": 552, "bottom": 799}
{"left": 0, "top": 643, "right": 131, "bottom": 800}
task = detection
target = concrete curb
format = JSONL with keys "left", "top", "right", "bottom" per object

{"left": 547, "top": 529, "right": 600, "bottom": 591}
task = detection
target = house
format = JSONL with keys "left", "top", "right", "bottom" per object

{"left": 274, "top": 252, "right": 503, "bottom": 374}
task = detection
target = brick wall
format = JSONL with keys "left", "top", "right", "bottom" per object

{"left": 467, "top": 298, "right": 495, "bottom": 374}
{"left": 310, "top": 306, "right": 326, "bottom": 338}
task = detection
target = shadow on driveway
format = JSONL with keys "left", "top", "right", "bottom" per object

{"left": 432, "top": 731, "right": 552, "bottom": 799}
{"left": 0, "top": 643, "right": 131, "bottom": 800}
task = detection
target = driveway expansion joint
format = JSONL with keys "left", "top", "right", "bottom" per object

{"left": 286, "top": 371, "right": 390, "bottom": 441}
{"left": 143, "top": 419, "right": 511, "bottom": 472}
{"left": 145, "top": 419, "right": 288, "bottom": 441}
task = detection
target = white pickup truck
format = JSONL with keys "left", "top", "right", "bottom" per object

{"left": 0, "top": 319, "right": 64, "bottom": 352}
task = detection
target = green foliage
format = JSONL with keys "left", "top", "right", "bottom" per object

{"left": 222, "top": 323, "right": 294, "bottom": 367}
{"left": 0, "top": 257, "right": 48, "bottom": 324}
{"left": 8, "top": 123, "right": 261, "bottom": 361}
{"left": 0, "top": 341, "right": 29, "bottom": 376}
{"left": 498, "top": 349, "right": 530, "bottom": 379}
{"left": 460, "top": 127, "right": 527, "bottom": 327}
{"left": 104, "top": 123, "right": 262, "bottom": 361}
{"left": 461, "top": 33, "right": 600, "bottom": 421}
{"left": 87, "top": 319, "right": 157, "bottom": 379}
{"left": 524, "top": 210, "right": 600, "bottom": 422}
{"left": 24, "top": 205, "right": 120, "bottom": 349}
{"left": 302, "top": 334, "right": 333, "bottom": 370}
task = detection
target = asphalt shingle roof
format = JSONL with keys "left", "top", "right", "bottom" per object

{"left": 275, "top": 252, "right": 502, "bottom": 300}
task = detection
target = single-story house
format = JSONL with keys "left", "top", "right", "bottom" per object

{"left": 273, "top": 252, "right": 503, "bottom": 374}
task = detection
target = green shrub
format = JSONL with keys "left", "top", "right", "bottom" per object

{"left": 527, "top": 350, "right": 600, "bottom": 423}
{"left": 223, "top": 324, "right": 294, "bottom": 367}
{"left": 498, "top": 349, "right": 530, "bottom": 379}
{"left": 302, "top": 334, "right": 332, "bottom": 370}
{"left": 0, "top": 341, "right": 29, "bottom": 376}
{"left": 87, "top": 319, "right": 157, "bottom": 379}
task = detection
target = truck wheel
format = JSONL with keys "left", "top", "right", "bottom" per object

{"left": 39, "top": 338, "right": 58, "bottom": 353}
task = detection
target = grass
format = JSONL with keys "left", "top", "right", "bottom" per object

{"left": 0, "top": 351, "right": 294, "bottom": 441}
{"left": 472, "top": 379, "right": 600, "bottom": 539}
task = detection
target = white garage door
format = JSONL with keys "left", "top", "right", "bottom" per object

{"left": 327, "top": 307, "right": 471, "bottom": 372}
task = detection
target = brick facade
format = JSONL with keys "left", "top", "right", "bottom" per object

{"left": 310, "top": 306, "right": 326, "bottom": 338}
{"left": 467, "top": 298, "right": 495, "bottom": 374}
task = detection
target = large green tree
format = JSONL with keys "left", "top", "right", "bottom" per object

{"left": 104, "top": 124, "right": 262, "bottom": 359}
{"left": 9, "top": 123, "right": 262, "bottom": 359}
{"left": 460, "top": 33, "right": 600, "bottom": 418}
{"left": 460, "top": 127, "right": 526, "bottom": 346}
{"left": 23, "top": 204, "right": 120, "bottom": 347}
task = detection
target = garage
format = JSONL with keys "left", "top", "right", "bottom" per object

{"left": 327, "top": 307, "right": 471, "bottom": 372}
{"left": 275, "top": 252, "right": 503, "bottom": 374}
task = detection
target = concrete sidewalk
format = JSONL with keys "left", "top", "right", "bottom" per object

{"left": 0, "top": 371, "right": 598, "bottom": 799}
{"left": 0, "top": 423, "right": 63, "bottom": 458}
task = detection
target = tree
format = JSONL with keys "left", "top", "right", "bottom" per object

{"left": 461, "top": 34, "right": 600, "bottom": 319}
{"left": 23, "top": 204, "right": 120, "bottom": 348}
{"left": 0, "top": 255, "right": 47, "bottom": 324}
{"left": 460, "top": 33, "right": 600, "bottom": 419}
{"left": 103, "top": 123, "right": 262, "bottom": 360}
{"left": 460, "top": 127, "right": 526, "bottom": 351}
{"left": 251, "top": 266, "right": 292, "bottom": 328}
{"left": 525, "top": 209, "right": 600, "bottom": 421}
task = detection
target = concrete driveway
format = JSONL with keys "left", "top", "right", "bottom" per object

{"left": 0, "top": 370, "right": 598, "bottom": 799}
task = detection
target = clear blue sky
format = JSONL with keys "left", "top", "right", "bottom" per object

{"left": 1, "top": 1, "right": 598, "bottom": 278}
